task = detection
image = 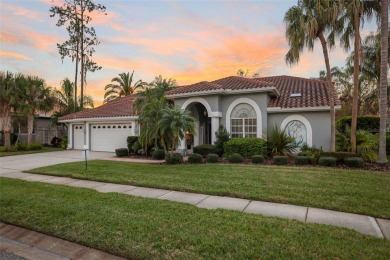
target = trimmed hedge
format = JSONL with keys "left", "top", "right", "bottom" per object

{"left": 127, "top": 136, "right": 139, "bottom": 154}
{"left": 344, "top": 157, "right": 364, "bottom": 168}
{"left": 188, "top": 153, "right": 203, "bottom": 164}
{"left": 165, "top": 153, "right": 183, "bottom": 165}
{"left": 251, "top": 155, "right": 265, "bottom": 164}
{"left": 28, "top": 143, "right": 43, "bottom": 151}
{"left": 336, "top": 116, "right": 379, "bottom": 134}
{"left": 193, "top": 144, "right": 216, "bottom": 157}
{"left": 207, "top": 153, "right": 219, "bottom": 163}
{"left": 318, "top": 156, "right": 337, "bottom": 167}
{"left": 294, "top": 156, "right": 310, "bottom": 165}
{"left": 152, "top": 149, "right": 165, "bottom": 160}
{"left": 228, "top": 153, "right": 243, "bottom": 163}
{"left": 15, "top": 142, "right": 28, "bottom": 151}
{"left": 224, "top": 138, "right": 266, "bottom": 158}
{"left": 387, "top": 135, "right": 390, "bottom": 154}
{"left": 321, "top": 152, "right": 359, "bottom": 164}
{"left": 115, "top": 148, "right": 129, "bottom": 157}
{"left": 273, "top": 156, "right": 288, "bottom": 165}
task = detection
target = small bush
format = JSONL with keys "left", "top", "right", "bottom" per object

{"left": 193, "top": 144, "right": 216, "bottom": 157}
{"left": 28, "top": 143, "right": 43, "bottom": 151}
{"left": 322, "top": 152, "right": 359, "bottom": 164}
{"left": 15, "top": 142, "right": 28, "bottom": 151}
{"left": 50, "top": 136, "right": 62, "bottom": 147}
{"left": 115, "top": 148, "right": 129, "bottom": 157}
{"left": 344, "top": 157, "right": 364, "bottom": 168}
{"left": 224, "top": 138, "right": 266, "bottom": 158}
{"left": 228, "top": 153, "right": 243, "bottom": 163}
{"left": 165, "top": 153, "right": 183, "bottom": 165}
{"left": 273, "top": 156, "right": 288, "bottom": 165}
{"left": 188, "top": 153, "right": 203, "bottom": 164}
{"left": 132, "top": 141, "right": 142, "bottom": 155}
{"left": 386, "top": 135, "right": 390, "bottom": 154}
{"left": 152, "top": 149, "right": 165, "bottom": 160}
{"left": 294, "top": 156, "right": 310, "bottom": 165}
{"left": 207, "top": 153, "right": 219, "bottom": 163}
{"left": 127, "top": 136, "right": 139, "bottom": 154}
{"left": 60, "top": 136, "right": 68, "bottom": 149}
{"left": 251, "top": 155, "right": 264, "bottom": 164}
{"left": 214, "top": 125, "right": 230, "bottom": 156}
{"left": 318, "top": 156, "right": 337, "bottom": 167}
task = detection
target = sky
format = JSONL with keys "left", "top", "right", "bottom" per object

{"left": 0, "top": 0, "right": 379, "bottom": 106}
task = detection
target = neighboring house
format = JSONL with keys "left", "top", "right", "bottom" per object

{"left": 58, "top": 95, "right": 139, "bottom": 152}
{"left": 60, "top": 75, "right": 340, "bottom": 152}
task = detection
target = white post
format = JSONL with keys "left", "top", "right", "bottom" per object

{"left": 68, "top": 123, "right": 73, "bottom": 149}
{"left": 211, "top": 117, "right": 220, "bottom": 144}
{"left": 85, "top": 122, "right": 90, "bottom": 150}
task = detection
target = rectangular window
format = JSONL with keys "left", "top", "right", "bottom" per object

{"left": 231, "top": 118, "right": 257, "bottom": 138}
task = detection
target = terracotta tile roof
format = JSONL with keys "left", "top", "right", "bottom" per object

{"left": 58, "top": 95, "right": 136, "bottom": 121}
{"left": 165, "top": 76, "right": 274, "bottom": 95}
{"left": 258, "top": 75, "right": 340, "bottom": 108}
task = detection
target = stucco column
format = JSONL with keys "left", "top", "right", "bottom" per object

{"left": 211, "top": 117, "right": 220, "bottom": 144}
{"left": 85, "top": 122, "right": 90, "bottom": 150}
{"left": 68, "top": 123, "right": 73, "bottom": 149}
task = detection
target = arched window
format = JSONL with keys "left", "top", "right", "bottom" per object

{"left": 230, "top": 103, "right": 257, "bottom": 138}
{"left": 285, "top": 120, "right": 307, "bottom": 147}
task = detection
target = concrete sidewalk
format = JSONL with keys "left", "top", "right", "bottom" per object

{"left": 0, "top": 222, "right": 125, "bottom": 260}
{"left": 1, "top": 171, "right": 389, "bottom": 239}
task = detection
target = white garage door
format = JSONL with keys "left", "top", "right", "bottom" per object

{"left": 90, "top": 123, "right": 133, "bottom": 152}
{"left": 73, "top": 124, "right": 85, "bottom": 150}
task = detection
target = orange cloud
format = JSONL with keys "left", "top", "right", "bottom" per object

{"left": 0, "top": 51, "right": 31, "bottom": 61}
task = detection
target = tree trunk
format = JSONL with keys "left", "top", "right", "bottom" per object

{"left": 319, "top": 32, "right": 336, "bottom": 152}
{"left": 27, "top": 114, "right": 34, "bottom": 145}
{"left": 351, "top": 12, "right": 360, "bottom": 153}
{"left": 378, "top": 0, "right": 389, "bottom": 164}
{"left": 74, "top": 37, "right": 79, "bottom": 111}
{"left": 2, "top": 106, "right": 11, "bottom": 148}
{"left": 80, "top": 0, "right": 84, "bottom": 110}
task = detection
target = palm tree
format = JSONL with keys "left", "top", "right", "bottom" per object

{"left": 20, "top": 76, "right": 54, "bottom": 145}
{"left": 0, "top": 71, "right": 18, "bottom": 148}
{"left": 284, "top": 0, "right": 340, "bottom": 151}
{"left": 378, "top": 0, "right": 388, "bottom": 164}
{"left": 104, "top": 71, "right": 146, "bottom": 103}
{"left": 159, "top": 107, "right": 195, "bottom": 153}
{"left": 332, "top": 0, "right": 379, "bottom": 153}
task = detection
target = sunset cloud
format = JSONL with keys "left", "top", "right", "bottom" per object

{"left": 0, "top": 51, "right": 31, "bottom": 61}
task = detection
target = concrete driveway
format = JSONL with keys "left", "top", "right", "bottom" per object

{"left": 0, "top": 150, "right": 114, "bottom": 174}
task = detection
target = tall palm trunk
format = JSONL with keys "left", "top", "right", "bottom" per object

{"left": 319, "top": 32, "right": 336, "bottom": 152}
{"left": 74, "top": 38, "right": 79, "bottom": 111}
{"left": 2, "top": 106, "right": 11, "bottom": 148}
{"left": 351, "top": 12, "right": 360, "bottom": 153}
{"left": 378, "top": 0, "right": 388, "bottom": 163}
{"left": 27, "top": 114, "right": 34, "bottom": 145}
{"left": 80, "top": 0, "right": 85, "bottom": 110}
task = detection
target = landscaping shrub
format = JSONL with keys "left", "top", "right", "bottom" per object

{"left": 224, "top": 138, "right": 266, "bottom": 158}
{"left": 165, "top": 153, "right": 183, "bottom": 165}
{"left": 207, "top": 153, "right": 219, "bottom": 163}
{"left": 228, "top": 153, "right": 243, "bottom": 163}
{"left": 193, "top": 144, "right": 216, "bottom": 157}
{"left": 28, "top": 143, "right": 43, "bottom": 151}
{"left": 127, "top": 136, "right": 139, "bottom": 154}
{"left": 50, "top": 136, "right": 62, "bottom": 147}
{"left": 60, "top": 136, "right": 68, "bottom": 150}
{"left": 132, "top": 141, "right": 142, "bottom": 155}
{"left": 387, "top": 135, "right": 390, "bottom": 154}
{"left": 318, "top": 156, "right": 337, "bottom": 167}
{"left": 115, "top": 148, "right": 129, "bottom": 157}
{"left": 336, "top": 116, "right": 379, "bottom": 134}
{"left": 344, "top": 157, "right": 364, "bottom": 168}
{"left": 188, "top": 153, "right": 203, "bottom": 164}
{"left": 273, "top": 156, "right": 288, "bottom": 165}
{"left": 321, "top": 152, "right": 359, "bottom": 164}
{"left": 15, "top": 142, "right": 28, "bottom": 151}
{"left": 251, "top": 155, "right": 264, "bottom": 164}
{"left": 294, "top": 156, "right": 310, "bottom": 165}
{"left": 152, "top": 149, "right": 165, "bottom": 160}
{"left": 266, "top": 125, "right": 297, "bottom": 156}
{"left": 214, "top": 125, "right": 230, "bottom": 156}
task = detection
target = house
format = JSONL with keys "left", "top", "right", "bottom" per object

{"left": 59, "top": 75, "right": 340, "bottom": 152}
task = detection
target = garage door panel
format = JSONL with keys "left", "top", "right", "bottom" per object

{"left": 91, "top": 123, "right": 133, "bottom": 152}
{"left": 73, "top": 124, "right": 84, "bottom": 150}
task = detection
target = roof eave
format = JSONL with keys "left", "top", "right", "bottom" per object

{"left": 59, "top": 115, "right": 138, "bottom": 123}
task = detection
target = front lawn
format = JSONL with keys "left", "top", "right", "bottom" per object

{"left": 0, "top": 146, "right": 64, "bottom": 157}
{"left": 28, "top": 161, "right": 390, "bottom": 218}
{"left": 1, "top": 178, "right": 389, "bottom": 259}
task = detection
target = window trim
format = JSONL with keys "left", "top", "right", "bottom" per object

{"left": 280, "top": 115, "right": 312, "bottom": 146}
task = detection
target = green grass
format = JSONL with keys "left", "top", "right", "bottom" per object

{"left": 0, "top": 146, "right": 63, "bottom": 157}
{"left": 28, "top": 161, "right": 390, "bottom": 218}
{"left": 1, "top": 178, "right": 389, "bottom": 259}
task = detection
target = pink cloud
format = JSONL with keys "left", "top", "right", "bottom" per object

{"left": 0, "top": 51, "right": 31, "bottom": 61}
